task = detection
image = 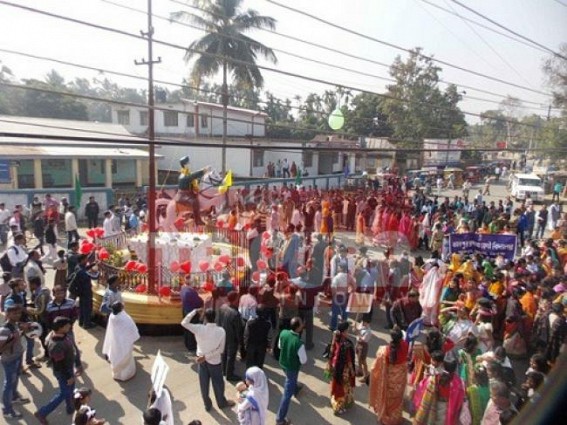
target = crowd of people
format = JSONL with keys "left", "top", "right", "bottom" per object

{"left": 0, "top": 172, "right": 566, "bottom": 424}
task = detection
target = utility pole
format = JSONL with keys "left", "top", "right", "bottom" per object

{"left": 135, "top": 0, "right": 161, "bottom": 294}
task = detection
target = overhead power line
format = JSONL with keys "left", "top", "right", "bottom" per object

{"left": 0, "top": 1, "right": 556, "bottom": 133}
{"left": 449, "top": 0, "right": 567, "bottom": 60}
{"left": 263, "top": 0, "right": 554, "bottom": 96}
{"left": 166, "top": 0, "right": 552, "bottom": 108}
{"left": 416, "top": 0, "right": 550, "bottom": 54}
{"left": 1, "top": 120, "right": 562, "bottom": 153}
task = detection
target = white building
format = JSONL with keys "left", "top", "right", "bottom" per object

{"left": 422, "top": 138, "right": 465, "bottom": 167}
{"left": 111, "top": 99, "right": 267, "bottom": 138}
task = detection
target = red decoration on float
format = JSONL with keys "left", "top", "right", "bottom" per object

{"left": 180, "top": 261, "right": 191, "bottom": 274}
{"left": 158, "top": 286, "right": 171, "bottom": 297}
{"left": 170, "top": 261, "right": 180, "bottom": 273}
{"left": 256, "top": 259, "right": 267, "bottom": 271}
{"left": 198, "top": 260, "right": 209, "bottom": 272}
{"left": 98, "top": 248, "right": 109, "bottom": 260}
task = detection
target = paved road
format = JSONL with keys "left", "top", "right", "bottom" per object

{"left": 0, "top": 180, "right": 531, "bottom": 424}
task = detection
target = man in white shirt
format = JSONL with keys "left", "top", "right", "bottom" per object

{"left": 181, "top": 308, "right": 235, "bottom": 412}
{"left": 64, "top": 206, "right": 80, "bottom": 248}
{"left": 103, "top": 211, "right": 117, "bottom": 236}
{"left": 7, "top": 233, "right": 28, "bottom": 279}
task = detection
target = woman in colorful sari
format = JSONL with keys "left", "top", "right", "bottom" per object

{"left": 466, "top": 365, "right": 490, "bottom": 425}
{"left": 414, "top": 355, "right": 465, "bottom": 425}
{"left": 457, "top": 334, "right": 482, "bottom": 388}
{"left": 369, "top": 327, "right": 409, "bottom": 425}
{"left": 328, "top": 321, "right": 356, "bottom": 415}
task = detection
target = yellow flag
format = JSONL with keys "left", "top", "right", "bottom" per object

{"left": 218, "top": 170, "right": 232, "bottom": 194}
{"left": 224, "top": 170, "right": 233, "bottom": 187}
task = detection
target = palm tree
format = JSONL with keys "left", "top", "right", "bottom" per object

{"left": 172, "top": 0, "right": 277, "bottom": 173}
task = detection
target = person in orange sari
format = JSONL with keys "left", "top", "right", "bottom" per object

{"left": 369, "top": 327, "right": 409, "bottom": 425}
{"left": 355, "top": 211, "right": 365, "bottom": 245}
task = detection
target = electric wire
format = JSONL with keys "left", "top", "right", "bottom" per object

{"left": 0, "top": 1, "right": 559, "bottom": 136}
{"left": 263, "top": 0, "right": 556, "bottom": 95}
{"left": 448, "top": 0, "right": 567, "bottom": 60}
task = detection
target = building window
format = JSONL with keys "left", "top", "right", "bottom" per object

{"left": 333, "top": 152, "right": 339, "bottom": 164}
{"left": 253, "top": 150, "right": 264, "bottom": 167}
{"left": 112, "top": 160, "right": 117, "bottom": 174}
{"left": 41, "top": 159, "right": 72, "bottom": 188}
{"left": 186, "top": 113, "right": 194, "bottom": 128}
{"left": 200, "top": 114, "right": 208, "bottom": 128}
{"left": 117, "top": 110, "right": 130, "bottom": 125}
{"left": 139, "top": 111, "right": 148, "bottom": 126}
{"left": 163, "top": 111, "right": 178, "bottom": 127}
{"left": 303, "top": 151, "right": 313, "bottom": 167}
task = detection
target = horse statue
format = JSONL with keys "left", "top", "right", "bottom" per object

{"left": 156, "top": 164, "right": 232, "bottom": 232}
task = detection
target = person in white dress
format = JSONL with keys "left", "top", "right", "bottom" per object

{"left": 102, "top": 302, "right": 140, "bottom": 381}
{"left": 237, "top": 366, "right": 269, "bottom": 425}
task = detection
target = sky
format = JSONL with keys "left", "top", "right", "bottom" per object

{"left": 0, "top": 0, "right": 566, "bottom": 125}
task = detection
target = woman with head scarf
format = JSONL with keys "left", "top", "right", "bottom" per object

{"left": 237, "top": 366, "right": 269, "bottom": 425}
{"left": 368, "top": 326, "right": 409, "bottom": 425}
{"left": 327, "top": 321, "right": 356, "bottom": 416}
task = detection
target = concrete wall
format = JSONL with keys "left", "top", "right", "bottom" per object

{"left": 0, "top": 188, "right": 114, "bottom": 220}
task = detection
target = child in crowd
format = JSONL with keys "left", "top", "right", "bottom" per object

{"left": 73, "top": 387, "right": 105, "bottom": 425}
{"left": 355, "top": 318, "right": 371, "bottom": 383}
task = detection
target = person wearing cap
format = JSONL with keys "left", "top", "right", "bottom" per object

{"left": 0, "top": 302, "right": 31, "bottom": 419}
{"left": 35, "top": 316, "right": 76, "bottom": 424}
{"left": 102, "top": 302, "right": 140, "bottom": 381}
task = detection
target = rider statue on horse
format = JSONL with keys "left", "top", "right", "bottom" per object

{"left": 176, "top": 155, "right": 210, "bottom": 225}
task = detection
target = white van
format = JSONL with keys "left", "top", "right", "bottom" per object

{"left": 510, "top": 173, "right": 544, "bottom": 202}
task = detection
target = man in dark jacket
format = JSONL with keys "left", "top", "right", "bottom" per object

{"left": 243, "top": 306, "right": 271, "bottom": 369}
{"left": 216, "top": 291, "right": 242, "bottom": 381}
{"left": 35, "top": 317, "right": 76, "bottom": 424}
{"left": 84, "top": 196, "right": 100, "bottom": 229}
{"left": 74, "top": 254, "right": 99, "bottom": 329}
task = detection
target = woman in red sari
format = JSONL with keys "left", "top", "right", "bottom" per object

{"left": 328, "top": 321, "right": 356, "bottom": 415}
{"left": 369, "top": 327, "right": 409, "bottom": 425}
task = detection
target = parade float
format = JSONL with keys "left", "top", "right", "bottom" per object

{"left": 85, "top": 161, "right": 257, "bottom": 331}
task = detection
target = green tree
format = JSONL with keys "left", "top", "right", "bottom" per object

{"left": 543, "top": 43, "right": 567, "bottom": 115}
{"left": 0, "top": 61, "right": 20, "bottom": 115}
{"left": 172, "top": 0, "right": 277, "bottom": 173}
{"left": 21, "top": 71, "right": 88, "bottom": 120}
{"left": 343, "top": 92, "right": 392, "bottom": 136}
{"left": 381, "top": 48, "right": 467, "bottom": 147}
